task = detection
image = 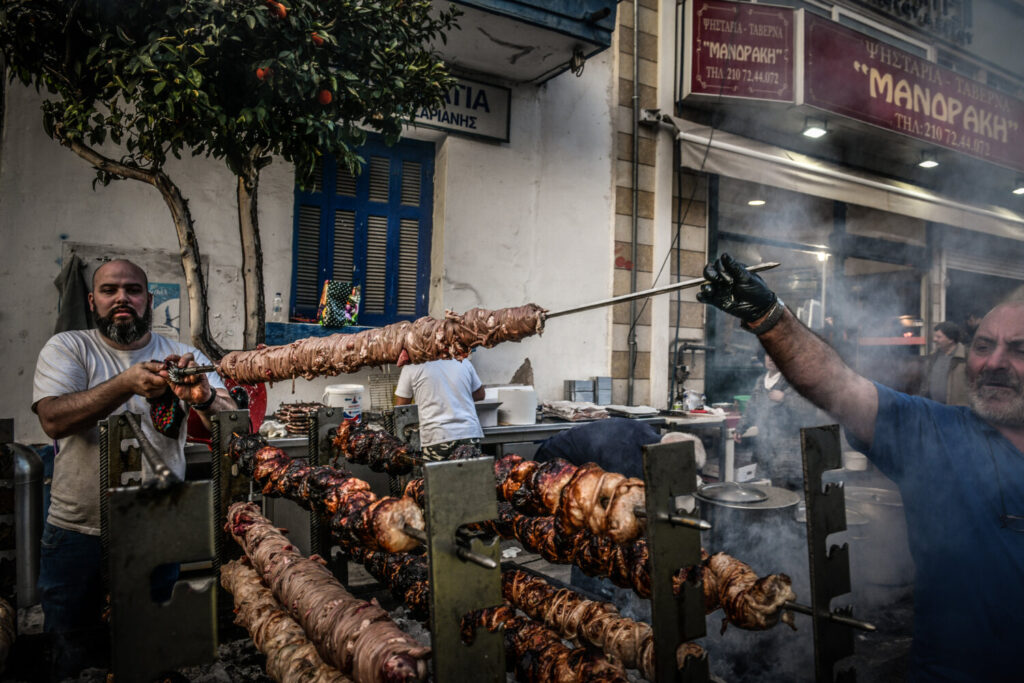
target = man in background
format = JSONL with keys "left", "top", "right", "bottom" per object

{"left": 919, "top": 321, "right": 969, "bottom": 406}
{"left": 394, "top": 358, "right": 485, "bottom": 460}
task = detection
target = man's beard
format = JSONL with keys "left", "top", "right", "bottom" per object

{"left": 95, "top": 305, "right": 152, "bottom": 345}
{"left": 968, "top": 368, "right": 1024, "bottom": 427}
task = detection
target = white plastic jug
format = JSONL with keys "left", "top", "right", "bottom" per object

{"left": 322, "top": 384, "right": 363, "bottom": 421}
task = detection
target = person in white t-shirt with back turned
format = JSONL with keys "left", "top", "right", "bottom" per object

{"left": 32, "top": 259, "right": 233, "bottom": 679}
{"left": 394, "top": 358, "right": 485, "bottom": 460}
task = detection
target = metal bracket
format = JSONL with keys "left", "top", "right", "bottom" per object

{"left": 308, "top": 408, "right": 348, "bottom": 583}
{"left": 107, "top": 480, "right": 217, "bottom": 680}
{"left": 801, "top": 425, "right": 856, "bottom": 682}
{"left": 640, "top": 107, "right": 666, "bottom": 125}
{"left": 643, "top": 440, "right": 709, "bottom": 683}
{"left": 424, "top": 457, "right": 505, "bottom": 682}
{"left": 393, "top": 404, "right": 421, "bottom": 449}
{"left": 209, "top": 409, "right": 252, "bottom": 639}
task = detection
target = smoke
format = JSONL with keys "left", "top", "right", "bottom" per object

{"left": 693, "top": 485, "right": 914, "bottom": 683}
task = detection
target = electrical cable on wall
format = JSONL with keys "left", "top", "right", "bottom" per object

{"left": 626, "top": 0, "right": 741, "bottom": 401}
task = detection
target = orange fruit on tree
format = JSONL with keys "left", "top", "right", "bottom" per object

{"left": 318, "top": 89, "right": 333, "bottom": 105}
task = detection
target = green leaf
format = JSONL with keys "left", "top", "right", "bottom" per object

{"left": 245, "top": 14, "right": 255, "bottom": 29}
{"left": 115, "top": 25, "right": 135, "bottom": 45}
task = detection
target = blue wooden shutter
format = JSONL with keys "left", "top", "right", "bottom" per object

{"left": 291, "top": 136, "right": 434, "bottom": 324}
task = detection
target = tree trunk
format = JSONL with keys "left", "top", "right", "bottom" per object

{"left": 237, "top": 149, "right": 267, "bottom": 348}
{"left": 62, "top": 136, "right": 226, "bottom": 360}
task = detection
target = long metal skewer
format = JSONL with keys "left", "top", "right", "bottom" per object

{"left": 122, "top": 412, "right": 180, "bottom": 489}
{"left": 633, "top": 506, "right": 712, "bottom": 531}
{"left": 402, "top": 524, "right": 498, "bottom": 570}
{"left": 783, "top": 600, "right": 876, "bottom": 632}
{"left": 167, "top": 364, "right": 218, "bottom": 383}
{"left": 545, "top": 261, "right": 780, "bottom": 319}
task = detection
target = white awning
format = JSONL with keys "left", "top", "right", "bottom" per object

{"left": 668, "top": 116, "right": 1024, "bottom": 242}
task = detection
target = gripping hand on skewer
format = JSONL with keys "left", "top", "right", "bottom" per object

{"left": 161, "top": 353, "right": 216, "bottom": 407}
{"left": 697, "top": 253, "right": 784, "bottom": 334}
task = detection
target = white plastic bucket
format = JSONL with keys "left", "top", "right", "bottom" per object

{"left": 322, "top": 384, "right": 364, "bottom": 421}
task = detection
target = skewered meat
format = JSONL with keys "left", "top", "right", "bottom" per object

{"left": 226, "top": 503, "right": 431, "bottom": 682}
{"left": 330, "top": 423, "right": 646, "bottom": 545}
{"left": 347, "top": 548, "right": 631, "bottom": 683}
{"left": 349, "top": 547, "right": 432, "bottom": 621}
{"left": 678, "top": 551, "right": 797, "bottom": 633}
{"left": 502, "top": 569, "right": 704, "bottom": 679}
{"left": 221, "top": 558, "right": 353, "bottom": 683}
{"left": 218, "top": 304, "right": 547, "bottom": 384}
{"left": 229, "top": 435, "right": 793, "bottom": 635}
{"left": 479, "top": 503, "right": 795, "bottom": 632}
{"left": 0, "top": 597, "right": 13, "bottom": 672}
{"left": 552, "top": 462, "right": 645, "bottom": 543}
{"left": 229, "top": 434, "right": 423, "bottom": 553}
{"left": 331, "top": 423, "right": 421, "bottom": 475}
{"left": 462, "top": 606, "right": 629, "bottom": 683}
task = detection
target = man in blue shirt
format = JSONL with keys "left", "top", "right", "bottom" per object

{"left": 698, "top": 253, "right": 1023, "bottom": 682}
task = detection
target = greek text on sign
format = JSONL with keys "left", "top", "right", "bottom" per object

{"left": 415, "top": 77, "right": 511, "bottom": 143}
{"left": 683, "top": 0, "right": 794, "bottom": 102}
{"left": 803, "top": 13, "right": 1024, "bottom": 173}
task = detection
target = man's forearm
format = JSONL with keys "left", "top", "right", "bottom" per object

{"left": 191, "top": 389, "right": 236, "bottom": 430}
{"left": 755, "top": 309, "right": 878, "bottom": 446}
{"left": 36, "top": 375, "right": 136, "bottom": 439}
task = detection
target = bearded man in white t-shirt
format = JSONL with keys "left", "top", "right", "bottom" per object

{"left": 32, "top": 259, "right": 233, "bottom": 679}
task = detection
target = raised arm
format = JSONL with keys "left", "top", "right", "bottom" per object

{"left": 697, "top": 254, "right": 878, "bottom": 447}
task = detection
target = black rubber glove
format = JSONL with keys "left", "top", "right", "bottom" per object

{"left": 697, "top": 253, "right": 777, "bottom": 323}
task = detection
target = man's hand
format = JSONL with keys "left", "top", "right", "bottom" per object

{"left": 697, "top": 253, "right": 778, "bottom": 323}
{"left": 161, "top": 353, "right": 213, "bottom": 405}
{"left": 123, "top": 361, "right": 170, "bottom": 399}
{"left": 768, "top": 389, "right": 785, "bottom": 402}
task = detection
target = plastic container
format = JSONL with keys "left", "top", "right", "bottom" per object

{"left": 495, "top": 386, "right": 537, "bottom": 425}
{"left": 322, "top": 384, "right": 364, "bottom": 421}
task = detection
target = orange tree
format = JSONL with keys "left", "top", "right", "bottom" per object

{"left": 1, "top": 0, "right": 457, "bottom": 356}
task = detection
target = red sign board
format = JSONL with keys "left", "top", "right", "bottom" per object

{"left": 684, "top": 0, "right": 794, "bottom": 102}
{"left": 803, "top": 13, "right": 1024, "bottom": 173}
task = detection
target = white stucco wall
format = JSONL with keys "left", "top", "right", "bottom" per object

{"left": 429, "top": 53, "right": 618, "bottom": 401}
{"left": 0, "top": 86, "right": 250, "bottom": 443}
{"left": 1, "top": 49, "right": 619, "bottom": 443}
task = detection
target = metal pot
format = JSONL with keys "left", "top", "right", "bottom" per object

{"left": 844, "top": 486, "right": 914, "bottom": 589}
{"left": 695, "top": 482, "right": 802, "bottom": 560}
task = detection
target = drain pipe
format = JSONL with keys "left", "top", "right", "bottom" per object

{"left": 626, "top": 0, "right": 640, "bottom": 406}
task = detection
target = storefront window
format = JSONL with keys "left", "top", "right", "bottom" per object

{"left": 706, "top": 178, "right": 930, "bottom": 402}
{"left": 706, "top": 180, "right": 834, "bottom": 402}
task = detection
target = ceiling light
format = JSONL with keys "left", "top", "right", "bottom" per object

{"left": 918, "top": 151, "right": 939, "bottom": 168}
{"left": 1013, "top": 177, "right": 1024, "bottom": 195}
{"left": 816, "top": 251, "right": 829, "bottom": 262}
{"left": 747, "top": 199, "right": 766, "bottom": 206}
{"left": 802, "top": 117, "right": 828, "bottom": 139}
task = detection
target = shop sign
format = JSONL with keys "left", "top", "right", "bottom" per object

{"left": 413, "top": 76, "right": 511, "bottom": 143}
{"left": 803, "top": 13, "right": 1024, "bottom": 173}
{"left": 682, "top": 0, "right": 795, "bottom": 102}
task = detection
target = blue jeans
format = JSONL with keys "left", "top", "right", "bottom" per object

{"left": 38, "top": 522, "right": 107, "bottom": 680}
{"left": 38, "top": 522, "right": 180, "bottom": 680}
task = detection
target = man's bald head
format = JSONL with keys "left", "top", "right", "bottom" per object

{"left": 92, "top": 259, "right": 148, "bottom": 292}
